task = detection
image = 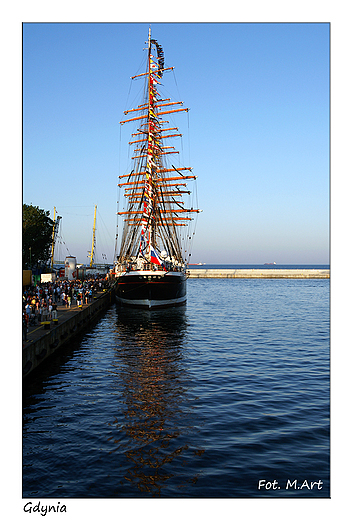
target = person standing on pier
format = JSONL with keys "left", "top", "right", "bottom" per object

{"left": 48, "top": 302, "right": 52, "bottom": 320}
{"left": 25, "top": 303, "right": 31, "bottom": 320}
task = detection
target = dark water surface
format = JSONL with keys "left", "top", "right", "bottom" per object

{"left": 23, "top": 279, "right": 330, "bottom": 498}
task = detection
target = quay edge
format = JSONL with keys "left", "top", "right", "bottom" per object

{"left": 23, "top": 284, "right": 116, "bottom": 379}
{"left": 187, "top": 269, "right": 330, "bottom": 279}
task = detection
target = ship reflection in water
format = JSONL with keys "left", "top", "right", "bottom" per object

{"left": 109, "top": 306, "right": 204, "bottom": 496}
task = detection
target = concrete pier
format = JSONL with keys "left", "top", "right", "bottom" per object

{"left": 23, "top": 285, "right": 116, "bottom": 379}
{"left": 187, "top": 269, "right": 330, "bottom": 279}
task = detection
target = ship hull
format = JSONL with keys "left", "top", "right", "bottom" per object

{"left": 115, "top": 270, "right": 187, "bottom": 309}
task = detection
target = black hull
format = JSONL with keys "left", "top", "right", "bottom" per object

{"left": 115, "top": 271, "right": 187, "bottom": 309}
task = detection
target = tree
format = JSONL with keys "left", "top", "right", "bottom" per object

{"left": 23, "top": 204, "right": 54, "bottom": 269}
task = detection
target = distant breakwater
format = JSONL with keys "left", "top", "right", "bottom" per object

{"left": 187, "top": 269, "right": 329, "bottom": 279}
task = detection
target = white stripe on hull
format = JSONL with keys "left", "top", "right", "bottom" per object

{"left": 116, "top": 294, "right": 187, "bottom": 309}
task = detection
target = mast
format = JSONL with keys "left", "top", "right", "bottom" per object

{"left": 145, "top": 27, "right": 153, "bottom": 255}
{"left": 89, "top": 204, "right": 97, "bottom": 267}
{"left": 117, "top": 31, "right": 200, "bottom": 268}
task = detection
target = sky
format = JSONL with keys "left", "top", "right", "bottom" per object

{"left": 22, "top": 22, "right": 330, "bottom": 265}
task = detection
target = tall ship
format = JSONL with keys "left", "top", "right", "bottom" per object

{"left": 114, "top": 30, "right": 200, "bottom": 308}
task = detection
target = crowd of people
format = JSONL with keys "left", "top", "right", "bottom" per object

{"left": 22, "top": 276, "right": 110, "bottom": 343}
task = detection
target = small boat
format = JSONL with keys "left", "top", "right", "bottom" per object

{"left": 114, "top": 29, "right": 200, "bottom": 308}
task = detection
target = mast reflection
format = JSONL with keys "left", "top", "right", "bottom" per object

{"left": 109, "top": 306, "right": 204, "bottom": 496}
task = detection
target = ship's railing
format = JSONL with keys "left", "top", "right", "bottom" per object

{"left": 115, "top": 263, "right": 185, "bottom": 273}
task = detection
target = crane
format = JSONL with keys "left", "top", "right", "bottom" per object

{"left": 50, "top": 207, "right": 62, "bottom": 271}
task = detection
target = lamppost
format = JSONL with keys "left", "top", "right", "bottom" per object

{"left": 29, "top": 247, "right": 31, "bottom": 268}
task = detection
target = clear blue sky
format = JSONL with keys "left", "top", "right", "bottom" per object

{"left": 23, "top": 22, "right": 329, "bottom": 265}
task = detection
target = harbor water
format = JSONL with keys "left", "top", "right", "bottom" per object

{"left": 23, "top": 276, "right": 330, "bottom": 498}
